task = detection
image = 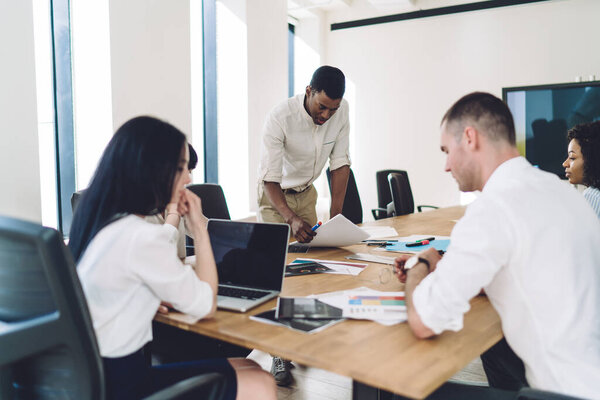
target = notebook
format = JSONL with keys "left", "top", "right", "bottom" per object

{"left": 207, "top": 219, "right": 290, "bottom": 312}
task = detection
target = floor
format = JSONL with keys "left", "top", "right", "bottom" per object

{"left": 247, "top": 350, "right": 488, "bottom": 400}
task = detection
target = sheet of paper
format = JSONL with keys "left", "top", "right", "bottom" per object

{"left": 361, "top": 226, "right": 399, "bottom": 239}
{"left": 293, "top": 258, "right": 366, "bottom": 276}
{"left": 345, "top": 253, "right": 397, "bottom": 265}
{"left": 292, "top": 214, "right": 369, "bottom": 248}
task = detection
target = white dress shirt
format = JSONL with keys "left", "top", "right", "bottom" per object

{"left": 258, "top": 94, "right": 351, "bottom": 191}
{"left": 145, "top": 213, "right": 189, "bottom": 259}
{"left": 77, "top": 215, "right": 213, "bottom": 358}
{"left": 413, "top": 157, "right": 600, "bottom": 399}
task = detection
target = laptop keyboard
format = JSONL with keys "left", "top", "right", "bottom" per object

{"left": 218, "top": 286, "right": 270, "bottom": 300}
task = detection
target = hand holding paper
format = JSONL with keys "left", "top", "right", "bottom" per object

{"left": 292, "top": 214, "right": 369, "bottom": 248}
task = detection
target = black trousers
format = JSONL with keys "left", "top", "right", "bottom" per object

{"left": 392, "top": 338, "right": 528, "bottom": 400}
{"left": 151, "top": 321, "right": 251, "bottom": 364}
{"left": 481, "top": 338, "right": 528, "bottom": 391}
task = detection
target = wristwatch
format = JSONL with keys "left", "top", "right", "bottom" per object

{"left": 404, "top": 255, "right": 430, "bottom": 272}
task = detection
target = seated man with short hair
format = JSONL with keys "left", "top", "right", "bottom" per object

{"left": 394, "top": 92, "right": 600, "bottom": 399}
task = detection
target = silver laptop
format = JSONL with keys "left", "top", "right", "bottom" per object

{"left": 207, "top": 219, "right": 290, "bottom": 312}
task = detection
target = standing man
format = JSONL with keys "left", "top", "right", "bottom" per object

{"left": 257, "top": 66, "right": 351, "bottom": 385}
{"left": 258, "top": 65, "right": 350, "bottom": 244}
{"left": 395, "top": 92, "right": 600, "bottom": 399}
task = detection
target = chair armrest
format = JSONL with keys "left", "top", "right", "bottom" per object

{"left": 516, "top": 387, "right": 586, "bottom": 400}
{"left": 371, "top": 208, "right": 388, "bottom": 220}
{"left": 144, "top": 372, "right": 226, "bottom": 400}
{"left": 416, "top": 205, "right": 438, "bottom": 213}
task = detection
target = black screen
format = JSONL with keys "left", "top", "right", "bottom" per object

{"left": 207, "top": 220, "right": 289, "bottom": 291}
{"left": 504, "top": 81, "right": 600, "bottom": 178}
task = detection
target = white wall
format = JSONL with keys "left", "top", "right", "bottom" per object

{"left": 325, "top": 0, "right": 600, "bottom": 218}
{"left": 247, "top": 0, "right": 288, "bottom": 211}
{"left": 0, "top": 0, "right": 42, "bottom": 223}
{"left": 109, "top": 0, "right": 192, "bottom": 136}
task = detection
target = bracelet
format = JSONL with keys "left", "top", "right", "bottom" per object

{"left": 166, "top": 212, "right": 180, "bottom": 218}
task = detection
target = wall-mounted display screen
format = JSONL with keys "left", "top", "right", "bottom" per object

{"left": 503, "top": 81, "right": 600, "bottom": 178}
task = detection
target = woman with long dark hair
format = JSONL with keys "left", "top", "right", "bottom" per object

{"left": 69, "top": 116, "right": 275, "bottom": 400}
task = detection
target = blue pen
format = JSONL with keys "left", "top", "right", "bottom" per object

{"left": 311, "top": 221, "right": 322, "bottom": 231}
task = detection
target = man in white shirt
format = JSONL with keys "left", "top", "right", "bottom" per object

{"left": 257, "top": 65, "right": 351, "bottom": 244}
{"left": 395, "top": 92, "right": 600, "bottom": 399}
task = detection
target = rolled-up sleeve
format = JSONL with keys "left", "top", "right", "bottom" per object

{"left": 412, "top": 198, "right": 512, "bottom": 334}
{"left": 129, "top": 224, "right": 214, "bottom": 322}
{"left": 329, "top": 102, "right": 351, "bottom": 171}
{"left": 258, "top": 113, "right": 285, "bottom": 184}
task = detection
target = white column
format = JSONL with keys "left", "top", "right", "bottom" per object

{"left": 246, "top": 0, "right": 288, "bottom": 212}
{"left": 0, "top": 1, "right": 42, "bottom": 222}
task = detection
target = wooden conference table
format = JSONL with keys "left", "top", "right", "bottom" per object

{"left": 155, "top": 206, "right": 503, "bottom": 399}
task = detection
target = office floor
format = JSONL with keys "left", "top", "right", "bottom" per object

{"left": 247, "top": 350, "right": 489, "bottom": 400}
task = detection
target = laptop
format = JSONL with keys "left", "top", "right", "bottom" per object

{"left": 207, "top": 219, "right": 290, "bottom": 312}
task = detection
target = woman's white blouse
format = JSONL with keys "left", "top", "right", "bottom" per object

{"left": 77, "top": 215, "right": 213, "bottom": 357}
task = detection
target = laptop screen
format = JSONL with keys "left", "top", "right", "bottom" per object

{"left": 207, "top": 220, "right": 289, "bottom": 291}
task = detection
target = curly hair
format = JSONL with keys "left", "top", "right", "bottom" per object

{"left": 567, "top": 121, "right": 600, "bottom": 188}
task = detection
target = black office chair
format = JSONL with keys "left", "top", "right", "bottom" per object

{"left": 187, "top": 184, "right": 231, "bottom": 220}
{"left": 387, "top": 172, "right": 438, "bottom": 217}
{"left": 71, "top": 189, "right": 86, "bottom": 213}
{"left": 372, "top": 170, "right": 438, "bottom": 218}
{"left": 325, "top": 167, "right": 363, "bottom": 224}
{"left": 184, "top": 184, "right": 231, "bottom": 257}
{"left": 516, "top": 387, "right": 587, "bottom": 400}
{"left": 0, "top": 215, "right": 226, "bottom": 399}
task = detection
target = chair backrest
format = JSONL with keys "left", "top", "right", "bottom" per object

{"left": 388, "top": 172, "right": 415, "bottom": 216}
{"left": 186, "top": 184, "right": 231, "bottom": 220}
{"left": 0, "top": 216, "right": 104, "bottom": 399}
{"left": 325, "top": 167, "right": 363, "bottom": 224}
{"left": 375, "top": 169, "right": 407, "bottom": 210}
{"left": 71, "top": 189, "right": 86, "bottom": 213}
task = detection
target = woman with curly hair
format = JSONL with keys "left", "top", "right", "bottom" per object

{"left": 563, "top": 121, "right": 600, "bottom": 218}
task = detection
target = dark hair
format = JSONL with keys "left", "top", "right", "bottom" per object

{"left": 441, "top": 92, "right": 516, "bottom": 145}
{"left": 309, "top": 65, "right": 345, "bottom": 99}
{"left": 188, "top": 142, "right": 198, "bottom": 170}
{"left": 69, "top": 116, "right": 187, "bottom": 262}
{"left": 567, "top": 121, "right": 600, "bottom": 188}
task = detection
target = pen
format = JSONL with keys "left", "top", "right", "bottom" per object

{"left": 362, "top": 240, "right": 398, "bottom": 243}
{"left": 311, "top": 221, "right": 322, "bottom": 231}
{"left": 406, "top": 240, "right": 430, "bottom": 247}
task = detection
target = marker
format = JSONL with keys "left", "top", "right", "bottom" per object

{"left": 416, "top": 237, "right": 435, "bottom": 242}
{"left": 311, "top": 221, "right": 322, "bottom": 231}
{"left": 406, "top": 240, "right": 429, "bottom": 247}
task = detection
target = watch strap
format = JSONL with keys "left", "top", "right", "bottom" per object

{"left": 417, "top": 257, "right": 430, "bottom": 271}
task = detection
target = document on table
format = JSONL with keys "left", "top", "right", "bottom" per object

{"left": 310, "top": 287, "right": 407, "bottom": 326}
{"left": 291, "top": 214, "right": 369, "bottom": 248}
{"left": 292, "top": 258, "right": 367, "bottom": 276}
{"left": 345, "top": 253, "right": 397, "bottom": 265}
{"left": 361, "top": 226, "right": 399, "bottom": 239}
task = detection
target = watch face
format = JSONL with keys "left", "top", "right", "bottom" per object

{"left": 404, "top": 256, "right": 419, "bottom": 271}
